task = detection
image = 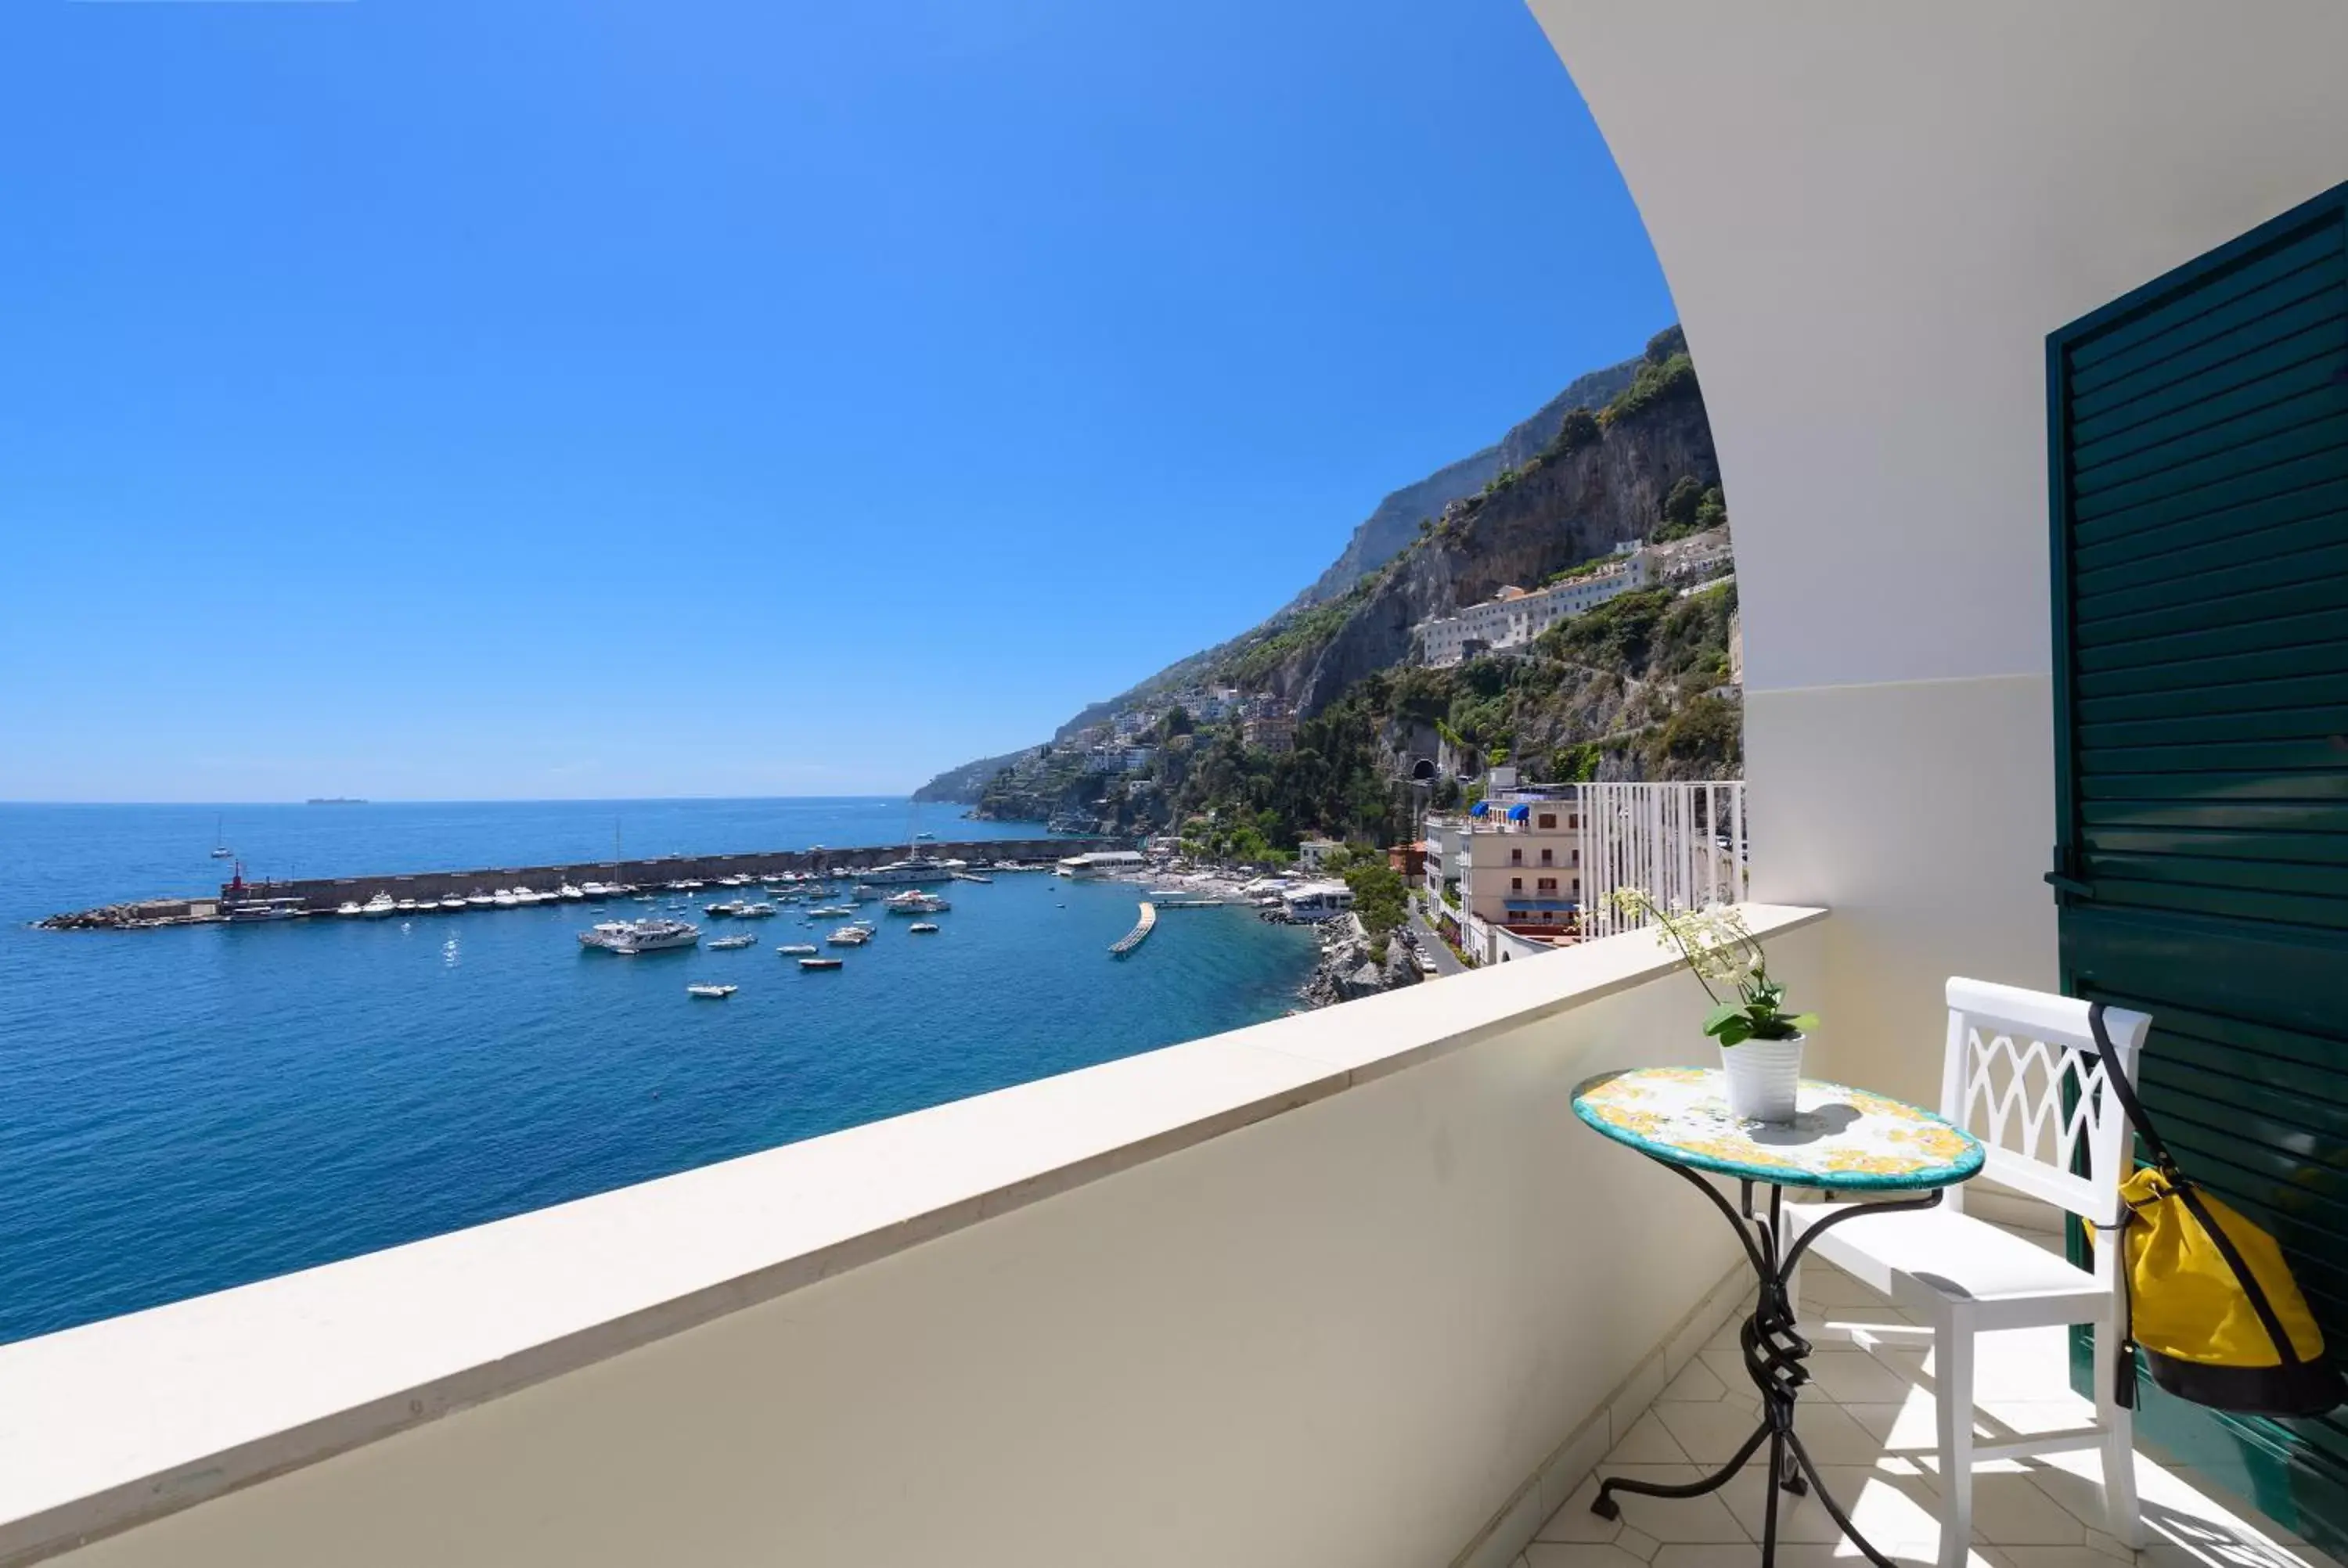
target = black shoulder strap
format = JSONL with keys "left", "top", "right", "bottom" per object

{"left": 2087, "top": 1002, "right": 2304, "bottom": 1370}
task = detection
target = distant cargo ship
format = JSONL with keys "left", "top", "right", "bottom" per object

{"left": 305, "top": 797, "right": 368, "bottom": 805}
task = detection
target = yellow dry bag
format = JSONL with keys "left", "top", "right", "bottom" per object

{"left": 2083, "top": 1003, "right": 2343, "bottom": 1419}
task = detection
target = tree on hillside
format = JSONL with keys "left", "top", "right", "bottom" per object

{"left": 1342, "top": 861, "right": 1409, "bottom": 937}
{"left": 1662, "top": 475, "right": 1705, "bottom": 530}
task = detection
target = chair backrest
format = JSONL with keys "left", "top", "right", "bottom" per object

{"left": 1939, "top": 977, "right": 2152, "bottom": 1232}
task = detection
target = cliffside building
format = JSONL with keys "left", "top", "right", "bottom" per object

{"left": 1241, "top": 710, "right": 1295, "bottom": 753}
{"left": 1423, "top": 786, "right": 1588, "bottom": 962}
{"left": 1417, "top": 543, "right": 1651, "bottom": 667}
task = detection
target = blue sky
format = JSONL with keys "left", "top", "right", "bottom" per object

{"left": 0, "top": 0, "right": 1672, "bottom": 802}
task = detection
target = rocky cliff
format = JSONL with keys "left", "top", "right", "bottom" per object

{"left": 1289, "top": 355, "right": 1641, "bottom": 609}
{"left": 913, "top": 327, "right": 1723, "bottom": 804}
{"left": 1295, "top": 379, "right": 1717, "bottom": 715}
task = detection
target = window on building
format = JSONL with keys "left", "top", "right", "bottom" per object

{"left": 1540, "top": 848, "right": 1553, "bottom": 865}
{"left": 1538, "top": 877, "right": 1557, "bottom": 892}
{"left": 1511, "top": 877, "right": 1522, "bottom": 891}
{"left": 1511, "top": 847, "right": 1522, "bottom": 865}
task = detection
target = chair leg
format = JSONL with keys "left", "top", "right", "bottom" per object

{"left": 2093, "top": 1320, "right": 2145, "bottom": 1548}
{"left": 1935, "top": 1319, "right": 1975, "bottom": 1568}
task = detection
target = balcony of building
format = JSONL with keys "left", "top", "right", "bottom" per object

{"left": 6, "top": 2, "right": 2346, "bottom": 1565}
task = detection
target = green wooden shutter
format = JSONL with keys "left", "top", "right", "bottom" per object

{"left": 2050, "top": 181, "right": 2348, "bottom": 1555}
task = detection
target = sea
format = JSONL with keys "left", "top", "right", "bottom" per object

{"left": 0, "top": 798, "right": 1320, "bottom": 1346}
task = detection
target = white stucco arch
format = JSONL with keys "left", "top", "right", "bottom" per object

{"left": 1529, "top": 0, "right": 2348, "bottom": 1101}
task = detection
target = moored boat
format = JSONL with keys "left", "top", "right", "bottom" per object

{"left": 686, "top": 984, "right": 736, "bottom": 999}
{"left": 908, "top": 921, "right": 940, "bottom": 933}
{"left": 708, "top": 933, "right": 757, "bottom": 951}
{"left": 362, "top": 892, "right": 398, "bottom": 917}
{"left": 778, "top": 943, "right": 819, "bottom": 955}
{"left": 798, "top": 956, "right": 844, "bottom": 970}
{"left": 578, "top": 918, "right": 702, "bottom": 955}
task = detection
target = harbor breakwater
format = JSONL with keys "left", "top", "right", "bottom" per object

{"left": 38, "top": 837, "right": 1125, "bottom": 930}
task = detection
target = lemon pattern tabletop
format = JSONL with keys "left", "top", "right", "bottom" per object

{"left": 1572, "top": 1066, "right": 1983, "bottom": 1190}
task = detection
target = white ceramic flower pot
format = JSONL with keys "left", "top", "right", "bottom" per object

{"left": 1721, "top": 1034, "right": 1803, "bottom": 1122}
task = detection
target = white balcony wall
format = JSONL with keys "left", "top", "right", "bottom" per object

{"left": 10, "top": 912, "right": 1825, "bottom": 1568}
{"left": 1529, "top": 0, "right": 2348, "bottom": 1106}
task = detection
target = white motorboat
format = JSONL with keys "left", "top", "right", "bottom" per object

{"left": 558, "top": 883, "right": 585, "bottom": 901}
{"left": 736, "top": 902, "right": 776, "bottom": 919}
{"left": 825, "top": 926, "right": 872, "bottom": 947}
{"left": 337, "top": 901, "right": 363, "bottom": 917}
{"left": 396, "top": 899, "right": 420, "bottom": 913}
{"left": 492, "top": 889, "right": 520, "bottom": 908}
{"left": 708, "top": 933, "right": 757, "bottom": 951}
{"left": 884, "top": 890, "right": 948, "bottom": 915}
{"left": 686, "top": 984, "right": 736, "bottom": 999}
{"left": 908, "top": 921, "right": 940, "bottom": 933}
{"left": 466, "top": 892, "right": 495, "bottom": 908}
{"left": 578, "top": 918, "right": 702, "bottom": 955}
{"left": 798, "top": 955, "right": 844, "bottom": 969}
{"left": 777, "top": 943, "right": 819, "bottom": 955}
{"left": 361, "top": 892, "right": 398, "bottom": 918}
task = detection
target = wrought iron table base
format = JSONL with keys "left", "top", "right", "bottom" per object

{"left": 1591, "top": 1161, "right": 1946, "bottom": 1568}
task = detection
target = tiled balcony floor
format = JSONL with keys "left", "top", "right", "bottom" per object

{"left": 1518, "top": 1255, "right": 2341, "bottom": 1568}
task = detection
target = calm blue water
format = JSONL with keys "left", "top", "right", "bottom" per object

{"left": 0, "top": 800, "right": 1318, "bottom": 1344}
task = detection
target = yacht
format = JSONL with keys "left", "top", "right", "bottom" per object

{"left": 908, "top": 921, "right": 941, "bottom": 934}
{"left": 336, "top": 901, "right": 364, "bottom": 917}
{"left": 222, "top": 896, "right": 304, "bottom": 922}
{"left": 578, "top": 918, "right": 702, "bottom": 955}
{"left": 395, "top": 899, "right": 420, "bottom": 914}
{"left": 466, "top": 892, "right": 495, "bottom": 908}
{"left": 857, "top": 855, "right": 955, "bottom": 886}
{"left": 558, "top": 883, "right": 585, "bottom": 901}
{"left": 704, "top": 900, "right": 747, "bottom": 919}
{"left": 825, "top": 926, "right": 872, "bottom": 947}
{"left": 884, "top": 890, "right": 949, "bottom": 915}
{"left": 707, "top": 933, "right": 757, "bottom": 951}
{"left": 777, "top": 942, "right": 819, "bottom": 956}
{"left": 686, "top": 984, "right": 736, "bottom": 999}
{"left": 362, "top": 892, "right": 398, "bottom": 918}
{"left": 440, "top": 896, "right": 466, "bottom": 911}
{"left": 492, "top": 889, "right": 520, "bottom": 908}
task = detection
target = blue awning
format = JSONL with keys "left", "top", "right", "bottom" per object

{"left": 1507, "top": 804, "right": 1530, "bottom": 821}
{"left": 1468, "top": 800, "right": 1489, "bottom": 817}
{"left": 1503, "top": 899, "right": 1579, "bottom": 911}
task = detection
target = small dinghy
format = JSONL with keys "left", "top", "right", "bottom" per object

{"left": 777, "top": 943, "right": 819, "bottom": 955}
{"left": 686, "top": 984, "right": 737, "bottom": 999}
{"left": 908, "top": 922, "right": 940, "bottom": 933}
{"left": 798, "top": 956, "right": 844, "bottom": 970}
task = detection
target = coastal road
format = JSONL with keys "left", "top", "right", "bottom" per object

{"left": 1407, "top": 906, "right": 1469, "bottom": 980}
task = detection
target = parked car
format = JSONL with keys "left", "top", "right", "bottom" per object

{"left": 1415, "top": 951, "right": 1438, "bottom": 976}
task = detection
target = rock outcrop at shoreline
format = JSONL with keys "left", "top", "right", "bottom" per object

{"left": 37, "top": 899, "right": 204, "bottom": 930}
{"left": 1299, "top": 915, "right": 1422, "bottom": 1009}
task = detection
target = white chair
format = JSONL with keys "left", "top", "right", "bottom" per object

{"left": 1784, "top": 977, "right": 2150, "bottom": 1568}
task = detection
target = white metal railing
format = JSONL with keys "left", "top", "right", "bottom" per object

{"left": 1580, "top": 781, "right": 1748, "bottom": 938}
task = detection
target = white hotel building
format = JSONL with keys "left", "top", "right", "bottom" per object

{"left": 1417, "top": 543, "right": 1650, "bottom": 667}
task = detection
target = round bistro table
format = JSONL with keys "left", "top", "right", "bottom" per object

{"left": 1570, "top": 1066, "right": 1985, "bottom": 1568}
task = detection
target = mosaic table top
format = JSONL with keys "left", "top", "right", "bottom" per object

{"left": 1571, "top": 1066, "right": 1984, "bottom": 1190}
